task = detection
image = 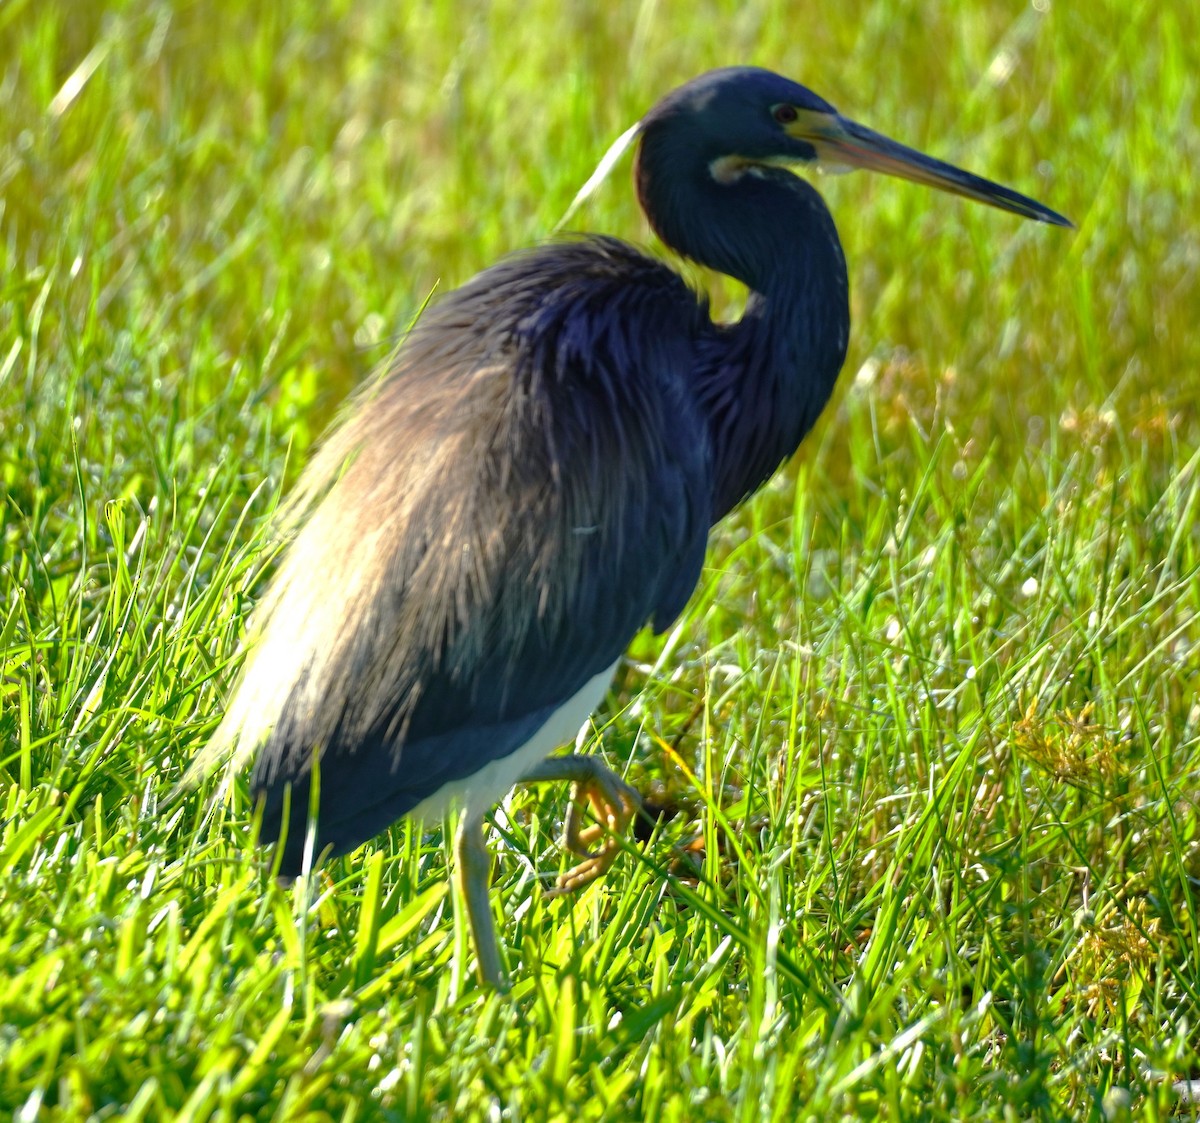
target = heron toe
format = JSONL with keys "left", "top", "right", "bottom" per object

{"left": 518, "top": 754, "right": 642, "bottom": 897}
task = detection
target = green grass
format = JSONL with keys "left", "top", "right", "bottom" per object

{"left": 2, "top": 0, "right": 1199, "bottom": 1118}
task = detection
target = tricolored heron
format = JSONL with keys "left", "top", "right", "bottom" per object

{"left": 201, "top": 67, "right": 1070, "bottom": 989}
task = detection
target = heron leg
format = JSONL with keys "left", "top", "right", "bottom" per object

{"left": 520, "top": 754, "right": 642, "bottom": 896}
{"left": 453, "top": 812, "right": 509, "bottom": 991}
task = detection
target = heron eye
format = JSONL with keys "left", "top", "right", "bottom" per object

{"left": 772, "top": 104, "right": 798, "bottom": 125}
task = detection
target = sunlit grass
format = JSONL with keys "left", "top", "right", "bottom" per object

{"left": 2, "top": 0, "right": 1198, "bottom": 1118}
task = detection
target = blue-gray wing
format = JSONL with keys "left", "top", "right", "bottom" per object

{"left": 231, "top": 238, "right": 713, "bottom": 871}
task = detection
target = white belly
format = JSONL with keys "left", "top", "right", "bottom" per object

{"left": 407, "top": 661, "right": 618, "bottom": 823}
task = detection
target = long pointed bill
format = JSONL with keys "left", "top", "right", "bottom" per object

{"left": 792, "top": 112, "right": 1073, "bottom": 228}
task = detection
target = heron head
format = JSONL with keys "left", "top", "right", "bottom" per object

{"left": 640, "top": 66, "right": 1072, "bottom": 227}
{"left": 639, "top": 67, "right": 837, "bottom": 170}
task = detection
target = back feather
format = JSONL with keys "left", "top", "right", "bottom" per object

{"left": 192, "top": 237, "right": 714, "bottom": 865}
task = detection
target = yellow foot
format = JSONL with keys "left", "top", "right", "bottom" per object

{"left": 519, "top": 754, "right": 642, "bottom": 897}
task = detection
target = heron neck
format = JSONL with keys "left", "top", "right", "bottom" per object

{"left": 636, "top": 152, "right": 850, "bottom": 519}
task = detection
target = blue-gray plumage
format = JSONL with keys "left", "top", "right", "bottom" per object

{"left": 252, "top": 238, "right": 714, "bottom": 871}
{"left": 200, "top": 67, "right": 1070, "bottom": 988}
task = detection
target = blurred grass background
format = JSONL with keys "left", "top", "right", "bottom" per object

{"left": 1, "top": 0, "right": 1198, "bottom": 1119}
